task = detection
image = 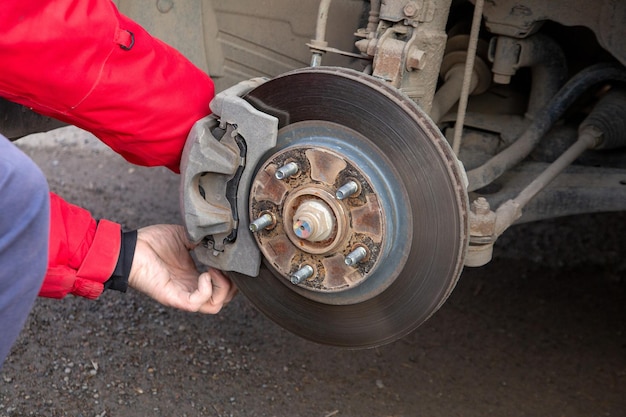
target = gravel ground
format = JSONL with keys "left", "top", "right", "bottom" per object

{"left": 1, "top": 127, "right": 625, "bottom": 417}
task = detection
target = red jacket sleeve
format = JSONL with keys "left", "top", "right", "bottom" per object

{"left": 2, "top": 1, "right": 215, "bottom": 298}
{"left": 41, "top": 193, "right": 121, "bottom": 299}
{"left": 0, "top": 0, "right": 215, "bottom": 172}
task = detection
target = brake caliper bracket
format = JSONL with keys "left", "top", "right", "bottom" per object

{"left": 180, "top": 78, "right": 278, "bottom": 277}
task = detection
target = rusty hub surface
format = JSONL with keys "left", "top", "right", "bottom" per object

{"left": 231, "top": 67, "right": 469, "bottom": 348}
{"left": 250, "top": 141, "right": 386, "bottom": 295}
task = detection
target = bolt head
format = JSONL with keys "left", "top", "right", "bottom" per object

{"left": 471, "top": 197, "right": 491, "bottom": 215}
{"left": 407, "top": 47, "right": 426, "bottom": 71}
{"left": 403, "top": 2, "right": 418, "bottom": 17}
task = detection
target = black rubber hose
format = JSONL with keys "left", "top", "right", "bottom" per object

{"left": 521, "top": 34, "right": 568, "bottom": 117}
{"left": 467, "top": 63, "right": 626, "bottom": 192}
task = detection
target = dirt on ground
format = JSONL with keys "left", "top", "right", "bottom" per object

{"left": 1, "top": 127, "right": 625, "bottom": 417}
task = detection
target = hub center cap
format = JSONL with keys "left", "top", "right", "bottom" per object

{"left": 283, "top": 186, "right": 348, "bottom": 255}
{"left": 293, "top": 199, "right": 334, "bottom": 241}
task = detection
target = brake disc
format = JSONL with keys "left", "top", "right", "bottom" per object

{"left": 231, "top": 67, "right": 469, "bottom": 348}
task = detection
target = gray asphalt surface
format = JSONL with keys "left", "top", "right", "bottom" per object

{"left": 1, "top": 127, "right": 625, "bottom": 417}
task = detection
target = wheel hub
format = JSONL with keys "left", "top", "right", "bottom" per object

{"left": 249, "top": 141, "right": 387, "bottom": 295}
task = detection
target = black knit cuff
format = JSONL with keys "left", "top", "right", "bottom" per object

{"left": 104, "top": 230, "right": 138, "bottom": 293}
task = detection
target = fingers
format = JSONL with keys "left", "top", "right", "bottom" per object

{"left": 209, "top": 269, "right": 238, "bottom": 305}
{"left": 186, "top": 270, "right": 237, "bottom": 314}
{"left": 133, "top": 223, "right": 236, "bottom": 314}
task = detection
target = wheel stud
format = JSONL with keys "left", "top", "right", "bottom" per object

{"left": 249, "top": 213, "right": 275, "bottom": 232}
{"left": 336, "top": 180, "right": 359, "bottom": 200}
{"left": 290, "top": 265, "right": 314, "bottom": 284}
{"left": 345, "top": 246, "right": 368, "bottom": 266}
{"left": 275, "top": 162, "right": 299, "bottom": 180}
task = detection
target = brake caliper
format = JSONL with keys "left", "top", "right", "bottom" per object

{"left": 180, "top": 79, "right": 278, "bottom": 277}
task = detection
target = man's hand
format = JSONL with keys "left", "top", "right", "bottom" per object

{"left": 128, "top": 225, "right": 236, "bottom": 313}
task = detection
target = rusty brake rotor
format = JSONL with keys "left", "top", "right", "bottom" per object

{"left": 232, "top": 67, "right": 468, "bottom": 348}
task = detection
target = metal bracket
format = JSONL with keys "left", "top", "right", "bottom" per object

{"left": 180, "top": 78, "right": 278, "bottom": 277}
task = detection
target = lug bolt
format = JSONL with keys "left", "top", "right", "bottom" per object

{"left": 345, "top": 246, "right": 368, "bottom": 266}
{"left": 290, "top": 265, "right": 314, "bottom": 284}
{"left": 275, "top": 162, "right": 299, "bottom": 180}
{"left": 335, "top": 180, "right": 359, "bottom": 200}
{"left": 403, "top": 1, "right": 418, "bottom": 17}
{"left": 249, "top": 213, "right": 274, "bottom": 232}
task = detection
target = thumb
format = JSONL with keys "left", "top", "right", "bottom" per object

{"left": 187, "top": 272, "right": 214, "bottom": 311}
